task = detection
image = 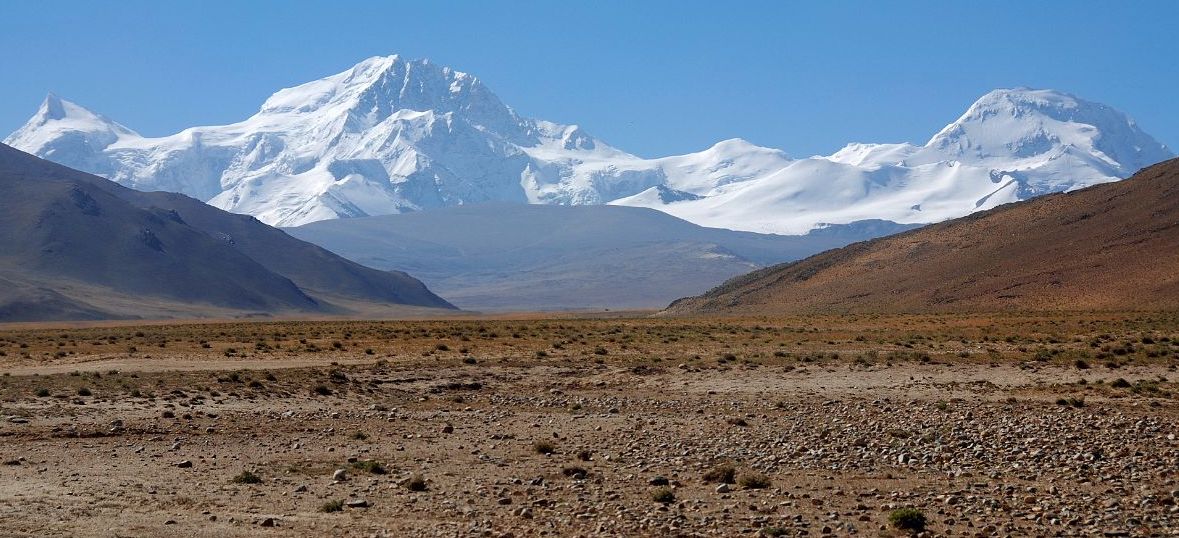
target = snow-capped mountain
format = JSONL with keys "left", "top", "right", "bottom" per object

{"left": 6, "top": 55, "right": 1172, "bottom": 233}
{"left": 613, "top": 88, "right": 1174, "bottom": 233}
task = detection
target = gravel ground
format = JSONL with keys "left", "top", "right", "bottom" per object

{"left": 0, "top": 316, "right": 1175, "bottom": 537}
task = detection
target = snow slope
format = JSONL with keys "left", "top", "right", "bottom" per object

{"left": 613, "top": 88, "right": 1174, "bottom": 234}
{"left": 6, "top": 56, "right": 1172, "bottom": 233}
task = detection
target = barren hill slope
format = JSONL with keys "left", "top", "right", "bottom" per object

{"left": 0, "top": 143, "right": 454, "bottom": 321}
{"left": 664, "top": 159, "right": 1179, "bottom": 314}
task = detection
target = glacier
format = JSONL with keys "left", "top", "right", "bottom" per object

{"left": 5, "top": 56, "right": 1172, "bottom": 233}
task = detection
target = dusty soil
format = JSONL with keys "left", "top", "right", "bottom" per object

{"left": 0, "top": 313, "right": 1177, "bottom": 537}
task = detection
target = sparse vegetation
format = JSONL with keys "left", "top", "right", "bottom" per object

{"left": 3, "top": 314, "right": 1179, "bottom": 535}
{"left": 406, "top": 475, "right": 427, "bottom": 492}
{"left": 351, "top": 460, "right": 386, "bottom": 474}
{"left": 738, "top": 472, "right": 771, "bottom": 489}
{"left": 561, "top": 466, "right": 588, "bottom": 479}
{"left": 703, "top": 463, "right": 737, "bottom": 484}
{"left": 231, "top": 470, "right": 262, "bottom": 484}
{"left": 888, "top": 508, "right": 927, "bottom": 533}
{"left": 651, "top": 487, "right": 675, "bottom": 504}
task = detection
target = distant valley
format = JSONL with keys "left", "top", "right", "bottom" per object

{"left": 287, "top": 204, "right": 915, "bottom": 310}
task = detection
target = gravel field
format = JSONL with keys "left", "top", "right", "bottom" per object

{"left": 0, "top": 314, "right": 1176, "bottom": 537}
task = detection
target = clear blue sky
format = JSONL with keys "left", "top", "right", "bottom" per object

{"left": 1, "top": 0, "right": 1175, "bottom": 158}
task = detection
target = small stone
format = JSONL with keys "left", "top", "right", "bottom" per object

{"left": 715, "top": 483, "right": 731, "bottom": 493}
{"left": 259, "top": 517, "right": 275, "bottom": 527}
{"left": 649, "top": 476, "right": 670, "bottom": 486}
{"left": 345, "top": 499, "right": 369, "bottom": 508}
{"left": 441, "top": 424, "right": 454, "bottom": 434}
{"left": 497, "top": 497, "right": 513, "bottom": 505}
{"left": 332, "top": 469, "right": 347, "bottom": 481}
{"left": 294, "top": 484, "right": 308, "bottom": 493}
{"left": 175, "top": 460, "right": 193, "bottom": 468}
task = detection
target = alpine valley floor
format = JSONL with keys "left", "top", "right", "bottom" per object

{"left": 0, "top": 313, "right": 1177, "bottom": 537}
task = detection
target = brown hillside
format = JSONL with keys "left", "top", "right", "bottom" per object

{"left": 664, "top": 158, "right": 1179, "bottom": 315}
{"left": 0, "top": 143, "right": 455, "bottom": 321}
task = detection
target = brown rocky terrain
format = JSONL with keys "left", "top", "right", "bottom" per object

{"left": 664, "top": 159, "right": 1179, "bottom": 315}
{"left": 0, "top": 314, "right": 1177, "bottom": 536}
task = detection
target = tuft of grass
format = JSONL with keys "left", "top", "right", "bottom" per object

{"left": 562, "top": 466, "right": 588, "bottom": 479}
{"left": 651, "top": 487, "right": 675, "bottom": 504}
{"left": 650, "top": 488, "right": 679, "bottom": 504}
{"left": 231, "top": 470, "right": 262, "bottom": 484}
{"left": 350, "top": 431, "right": 368, "bottom": 441}
{"left": 738, "top": 472, "right": 771, "bottom": 489}
{"left": 351, "top": 460, "right": 386, "bottom": 474}
{"left": 312, "top": 384, "right": 332, "bottom": 396}
{"left": 888, "top": 508, "right": 927, "bottom": 533}
{"left": 406, "top": 474, "right": 427, "bottom": 492}
{"left": 533, "top": 440, "right": 556, "bottom": 455}
{"left": 34, "top": 388, "right": 50, "bottom": 397}
{"left": 320, "top": 499, "right": 344, "bottom": 513}
{"left": 76, "top": 387, "right": 92, "bottom": 396}
{"left": 702, "top": 463, "right": 737, "bottom": 484}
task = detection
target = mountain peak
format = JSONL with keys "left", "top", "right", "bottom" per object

{"left": 30, "top": 93, "right": 116, "bottom": 127}
{"left": 40, "top": 92, "right": 67, "bottom": 120}
{"left": 255, "top": 54, "right": 524, "bottom": 138}
{"left": 260, "top": 54, "right": 478, "bottom": 114}
{"left": 3, "top": 94, "right": 139, "bottom": 154}
{"left": 925, "top": 87, "right": 1172, "bottom": 172}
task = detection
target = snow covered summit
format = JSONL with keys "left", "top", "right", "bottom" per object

{"left": 6, "top": 58, "right": 1172, "bottom": 233}
{"left": 614, "top": 88, "right": 1173, "bottom": 233}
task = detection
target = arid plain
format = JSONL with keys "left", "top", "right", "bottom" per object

{"left": 0, "top": 313, "right": 1176, "bottom": 537}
